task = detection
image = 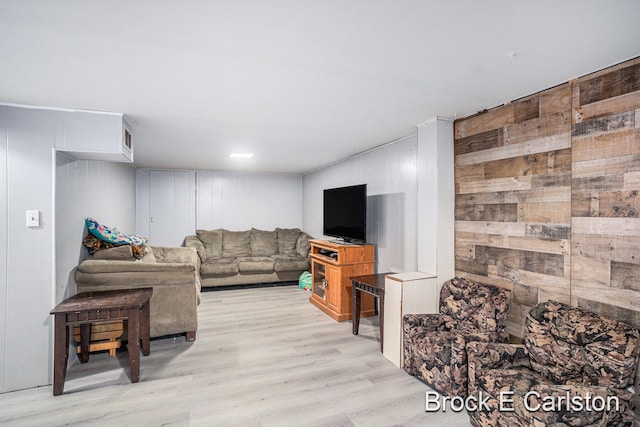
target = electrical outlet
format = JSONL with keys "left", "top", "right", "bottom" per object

{"left": 26, "top": 210, "right": 40, "bottom": 227}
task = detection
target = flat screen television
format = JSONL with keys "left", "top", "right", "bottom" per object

{"left": 323, "top": 184, "right": 367, "bottom": 243}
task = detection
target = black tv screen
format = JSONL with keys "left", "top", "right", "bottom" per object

{"left": 323, "top": 184, "right": 367, "bottom": 243}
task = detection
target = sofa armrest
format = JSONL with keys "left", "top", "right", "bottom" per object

{"left": 296, "top": 232, "right": 312, "bottom": 259}
{"left": 77, "top": 259, "right": 195, "bottom": 274}
{"left": 152, "top": 246, "right": 199, "bottom": 267}
{"left": 467, "top": 342, "right": 530, "bottom": 396}
{"left": 184, "top": 235, "right": 206, "bottom": 262}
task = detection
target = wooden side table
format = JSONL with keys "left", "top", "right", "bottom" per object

{"left": 351, "top": 273, "right": 394, "bottom": 352}
{"left": 49, "top": 288, "right": 153, "bottom": 396}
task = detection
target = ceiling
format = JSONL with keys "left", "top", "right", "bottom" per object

{"left": 1, "top": 1, "right": 639, "bottom": 174}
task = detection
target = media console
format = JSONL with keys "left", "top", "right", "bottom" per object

{"left": 308, "top": 239, "right": 376, "bottom": 321}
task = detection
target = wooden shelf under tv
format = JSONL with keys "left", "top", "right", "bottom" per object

{"left": 308, "top": 239, "right": 376, "bottom": 321}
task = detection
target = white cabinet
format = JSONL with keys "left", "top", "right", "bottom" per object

{"left": 54, "top": 110, "right": 133, "bottom": 162}
{"left": 383, "top": 272, "right": 439, "bottom": 368}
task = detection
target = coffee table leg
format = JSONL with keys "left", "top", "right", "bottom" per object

{"left": 352, "top": 285, "right": 361, "bottom": 335}
{"left": 140, "top": 302, "right": 151, "bottom": 356}
{"left": 53, "top": 315, "right": 68, "bottom": 396}
{"left": 127, "top": 309, "right": 140, "bottom": 383}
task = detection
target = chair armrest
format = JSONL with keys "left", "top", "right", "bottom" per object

{"left": 403, "top": 313, "right": 455, "bottom": 340}
{"left": 467, "top": 342, "right": 530, "bottom": 396}
{"left": 184, "top": 236, "right": 206, "bottom": 262}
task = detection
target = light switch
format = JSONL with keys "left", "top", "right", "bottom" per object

{"left": 26, "top": 210, "right": 40, "bottom": 227}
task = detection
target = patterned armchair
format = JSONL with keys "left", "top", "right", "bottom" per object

{"left": 402, "top": 277, "right": 511, "bottom": 397}
{"left": 467, "top": 300, "right": 640, "bottom": 427}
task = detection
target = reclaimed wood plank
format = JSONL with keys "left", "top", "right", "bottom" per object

{"left": 455, "top": 203, "right": 518, "bottom": 222}
{"left": 475, "top": 245, "right": 564, "bottom": 277}
{"left": 454, "top": 257, "right": 488, "bottom": 276}
{"left": 540, "top": 83, "right": 572, "bottom": 116}
{"left": 458, "top": 175, "right": 532, "bottom": 194}
{"left": 454, "top": 104, "right": 515, "bottom": 140}
{"left": 456, "top": 132, "right": 571, "bottom": 166}
{"left": 572, "top": 233, "right": 640, "bottom": 264}
{"left": 454, "top": 128, "right": 504, "bottom": 156}
{"left": 455, "top": 220, "right": 526, "bottom": 236}
{"left": 483, "top": 152, "right": 550, "bottom": 180}
{"left": 525, "top": 223, "right": 571, "bottom": 240}
{"left": 505, "top": 111, "right": 570, "bottom": 145}
{"left": 572, "top": 174, "right": 624, "bottom": 192}
{"left": 572, "top": 153, "right": 640, "bottom": 179}
{"left": 611, "top": 261, "right": 640, "bottom": 292}
{"left": 456, "top": 186, "right": 571, "bottom": 204}
{"left": 488, "top": 234, "right": 570, "bottom": 255}
{"left": 518, "top": 202, "right": 571, "bottom": 223}
{"left": 572, "top": 216, "right": 640, "bottom": 237}
{"left": 531, "top": 171, "right": 571, "bottom": 189}
{"left": 624, "top": 171, "right": 640, "bottom": 190}
{"left": 488, "top": 265, "right": 569, "bottom": 293}
{"left": 571, "top": 129, "right": 640, "bottom": 162}
{"left": 514, "top": 96, "right": 539, "bottom": 122}
{"left": 571, "top": 256, "right": 611, "bottom": 288}
{"left": 572, "top": 110, "right": 634, "bottom": 138}
{"left": 575, "top": 91, "right": 640, "bottom": 123}
{"left": 573, "top": 190, "right": 640, "bottom": 218}
{"left": 578, "top": 62, "right": 640, "bottom": 106}
{"left": 511, "top": 282, "right": 539, "bottom": 306}
{"left": 455, "top": 163, "right": 484, "bottom": 183}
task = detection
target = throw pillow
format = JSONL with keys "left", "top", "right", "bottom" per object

{"left": 196, "top": 229, "right": 223, "bottom": 259}
{"left": 250, "top": 228, "right": 278, "bottom": 256}
{"left": 222, "top": 230, "right": 251, "bottom": 257}
{"left": 276, "top": 228, "right": 301, "bottom": 255}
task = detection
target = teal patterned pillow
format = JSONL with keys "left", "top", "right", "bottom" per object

{"left": 85, "top": 217, "right": 147, "bottom": 245}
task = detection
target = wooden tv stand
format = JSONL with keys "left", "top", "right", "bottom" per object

{"left": 308, "top": 239, "right": 376, "bottom": 321}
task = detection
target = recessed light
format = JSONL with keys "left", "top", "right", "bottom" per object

{"left": 229, "top": 152, "right": 254, "bottom": 159}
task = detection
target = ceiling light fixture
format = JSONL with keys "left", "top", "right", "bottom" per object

{"left": 229, "top": 152, "right": 254, "bottom": 159}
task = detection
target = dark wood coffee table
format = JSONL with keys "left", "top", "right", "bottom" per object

{"left": 351, "top": 273, "right": 394, "bottom": 352}
{"left": 49, "top": 287, "right": 153, "bottom": 395}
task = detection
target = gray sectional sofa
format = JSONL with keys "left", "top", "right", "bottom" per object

{"left": 184, "top": 228, "right": 311, "bottom": 287}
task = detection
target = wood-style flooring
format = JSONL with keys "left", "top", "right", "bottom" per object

{"left": 0, "top": 286, "right": 471, "bottom": 426}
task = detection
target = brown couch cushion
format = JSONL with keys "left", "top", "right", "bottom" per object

{"left": 276, "top": 228, "right": 301, "bottom": 255}
{"left": 91, "top": 245, "right": 135, "bottom": 261}
{"left": 250, "top": 228, "right": 278, "bottom": 256}
{"left": 200, "top": 257, "right": 239, "bottom": 276}
{"left": 222, "top": 230, "right": 251, "bottom": 257}
{"left": 237, "top": 256, "right": 275, "bottom": 273}
{"left": 271, "top": 254, "right": 310, "bottom": 272}
{"left": 196, "top": 229, "right": 223, "bottom": 259}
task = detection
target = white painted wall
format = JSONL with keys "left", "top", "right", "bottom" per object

{"left": 55, "top": 154, "right": 136, "bottom": 303}
{"left": 137, "top": 170, "right": 303, "bottom": 242}
{"left": 302, "top": 135, "right": 419, "bottom": 273}
{"left": 196, "top": 171, "right": 303, "bottom": 231}
{"left": 0, "top": 104, "right": 136, "bottom": 393}
{"left": 0, "top": 106, "right": 55, "bottom": 392}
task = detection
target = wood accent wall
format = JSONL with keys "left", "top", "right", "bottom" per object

{"left": 454, "top": 57, "right": 640, "bottom": 338}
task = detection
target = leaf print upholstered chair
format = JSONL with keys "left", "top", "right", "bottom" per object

{"left": 466, "top": 300, "right": 640, "bottom": 427}
{"left": 402, "top": 277, "right": 511, "bottom": 398}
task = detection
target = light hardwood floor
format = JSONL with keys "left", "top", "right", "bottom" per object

{"left": 1, "top": 286, "right": 472, "bottom": 426}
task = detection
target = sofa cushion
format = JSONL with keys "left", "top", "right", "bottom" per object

{"left": 296, "top": 232, "right": 311, "bottom": 258}
{"left": 200, "top": 257, "right": 239, "bottom": 276}
{"left": 276, "top": 228, "right": 301, "bottom": 255}
{"left": 237, "top": 256, "right": 275, "bottom": 274}
{"left": 196, "top": 229, "right": 223, "bottom": 259}
{"left": 91, "top": 245, "right": 135, "bottom": 261}
{"left": 222, "top": 230, "right": 251, "bottom": 257}
{"left": 271, "top": 254, "right": 310, "bottom": 272}
{"left": 250, "top": 228, "right": 278, "bottom": 256}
